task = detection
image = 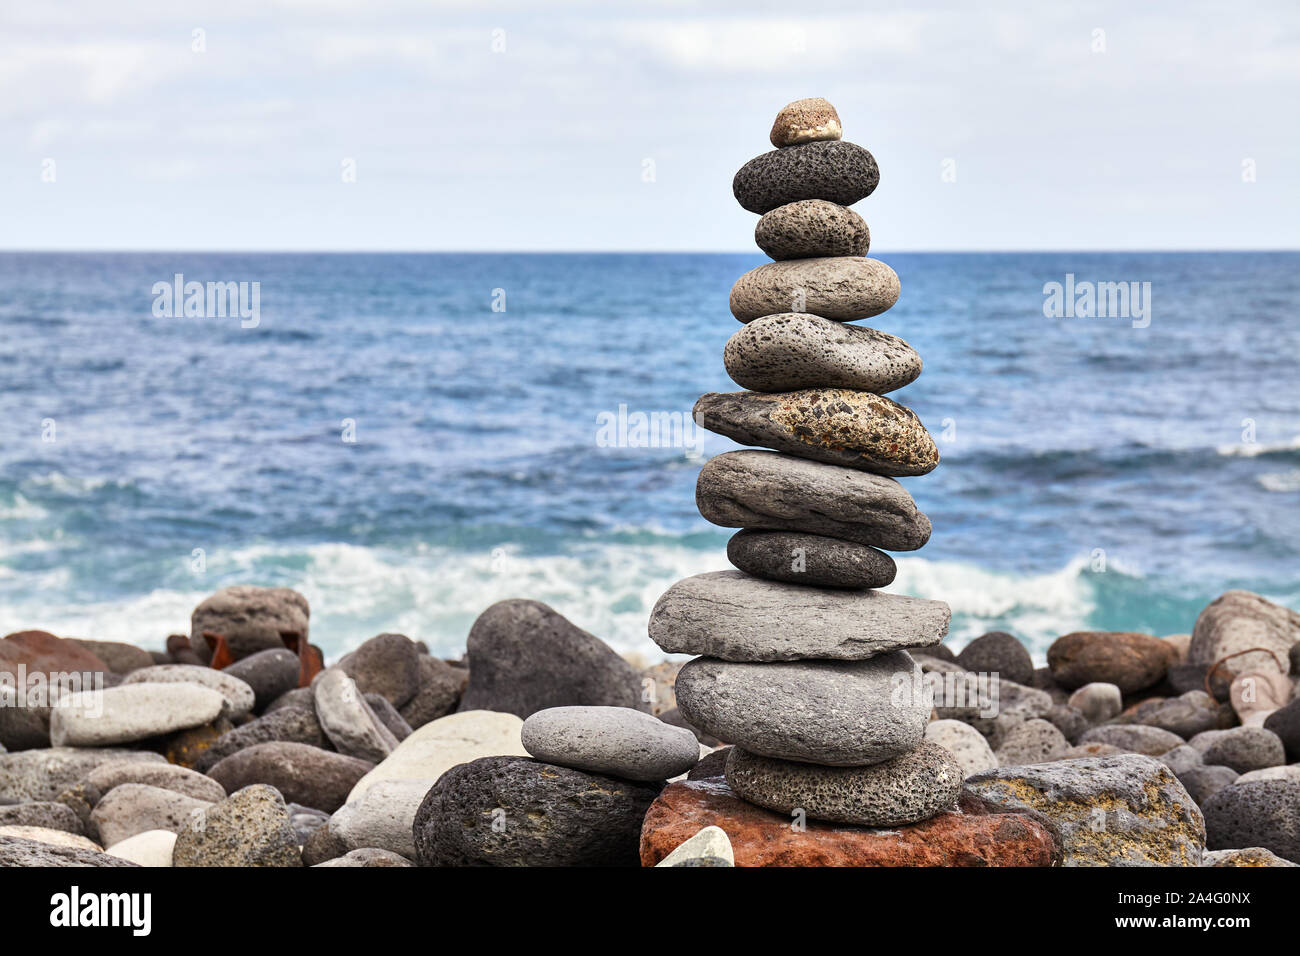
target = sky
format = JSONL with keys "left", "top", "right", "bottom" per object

{"left": 1, "top": 0, "right": 1297, "bottom": 251}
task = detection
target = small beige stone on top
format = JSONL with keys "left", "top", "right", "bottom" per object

{"left": 770, "top": 98, "right": 842, "bottom": 147}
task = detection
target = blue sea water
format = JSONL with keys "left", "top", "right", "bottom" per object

{"left": 1, "top": 251, "right": 1297, "bottom": 663}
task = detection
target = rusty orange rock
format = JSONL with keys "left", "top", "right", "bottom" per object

{"left": 203, "top": 631, "right": 235, "bottom": 670}
{"left": 280, "top": 630, "right": 324, "bottom": 687}
{"left": 640, "top": 779, "right": 1060, "bottom": 867}
{"left": 0, "top": 630, "right": 109, "bottom": 680}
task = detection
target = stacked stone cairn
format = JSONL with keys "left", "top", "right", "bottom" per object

{"left": 649, "top": 98, "right": 960, "bottom": 827}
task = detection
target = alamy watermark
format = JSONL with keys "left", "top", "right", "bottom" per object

{"left": 1, "top": 665, "right": 104, "bottom": 715}
{"left": 152, "top": 273, "right": 260, "bottom": 328}
{"left": 1043, "top": 273, "right": 1151, "bottom": 329}
{"left": 595, "top": 405, "right": 704, "bottom": 458}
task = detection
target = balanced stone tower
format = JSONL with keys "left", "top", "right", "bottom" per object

{"left": 649, "top": 98, "right": 960, "bottom": 827}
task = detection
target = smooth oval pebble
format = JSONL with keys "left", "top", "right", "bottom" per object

{"left": 755, "top": 200, "right": 868, "bottom": 260}
{"left": 726, "top": 529, "right": 895, "bottom": 589}
{"left": 697, "top": 450, "right": 932, "bottom": 551}
{"left": 521, "top": 706, "right": 700, "bottom": 781}
{"left": 649, "top": 570, "right": 950, "bottom": 661}
{"left": 50, "top": 684, "right": 228, "bottom": 747}
{"left": 725, "top": 742, "right": 963, "bottom": 827}
{"left": 122, "top": 664, "right": 256, "bottom": 718}
{"left": 769, "top": 97, "right": 842, "bottom": 148}
{"left": 731, "top": 257, "right": 899, "bottom": 323}
{"left": 733, "top": 141, "right": 879, "bottom": 215}
{"left": 724, "top": 313, "right": 920, "bottom": 393}
{"left": 694, "top": 389, "right": 939, "bottom": 477}
{"left": 674, "top": 653, "right": 928, "bottom": 766}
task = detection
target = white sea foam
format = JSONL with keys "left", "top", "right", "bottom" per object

{"left": 0, "top": 494, "right": 48, "bottom": 520}
{"left": 0, "top": 537, "right": 1132, "bottom": 665}
{"left": 1258, "top": 470, "right": 1300, "bottom": 492}
{"left": 1217, "top": 436, "right": 1300, "bottom": 458}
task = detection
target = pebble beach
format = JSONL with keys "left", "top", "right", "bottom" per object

{"left": 2, "top": 98, "right": 1299, "bottom": 870}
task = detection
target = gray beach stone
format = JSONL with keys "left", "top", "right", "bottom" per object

{"left": 966, "top": 754, "right": 1205, "bottom": 866}
{"left": 1202, "top": 780, "right": 1300, "bottom": 863}
{"left": 315, "top": 847, "right": 414, "bottom": 867}
{"left": 91, "top": 783, "right": 214, "bottom": 847}
{"left": 994, "top": 718, "right": 1070, "bottom": 765}
{"left": 192, "top": 705, "right": 327, "bottom": 773}
{"left": 413, "top": 755, "right": 660, "bottom": 867}
{"left": 222, "top": 648, "right": 300, "bottom": 711}
{"left": 694, "top": 389, "right": 937, "bottom": 477}
{"left": 189, "top": 585, "right": 309, "bottom": 663}
{"left": 723, "top": 313, "right": 918, "bottom": 394}
{"left": 725, "top": 742, "right": 962, "bottom": 826}
{"left": 68, "top": 639, "right": 154, "bottom": 675}
{"left": 675, "top": 653, "right": 928, "bottom": 766}
{"left": 1236, "top": 765, "right": 1300, "bottom": 784}
{"left": 521, "top": 705, "right": 700, "bottom": 781}
{"left": 1046, "top": 703, "right": 1091, "bottom": 744}
{"left": 696, "top": 450, "right": 932, "bottom": 551}
{"left": 50, "top": 683, "right": 227, "bottom": 747}
{"left": 0, "top": 801, "right": 84, "bottom": 835}
{"left": 1178, "top": 765, "right": 1239, "bottom": 805}
{"left": 173, "top": 784, "right": 303, "bottom": 867}
{"left": 1159, "top": 745, "right": 1204, "bottom": 775}
{"left": 650, "top": 570, "right": 950, "bottom": 661}
{"left": 1202, "top": 846, "right": 1297, "bottom": 867}
{"left": 265, "top": 686, "right": 314, "bottom": 713}
{"left": 1263, "top": 699, "right": 1300, "bottom": 761}
{"left": 86, "top": 761, "right": 225, "bottom": 804}
{"left": 313, "top": 668, "right": 399, "bottom": 762}
{"left": 330, "top": 779, "right": 429, "bottom": 859}
{"left": 364, "top": 693, "right": 412, "bottom": 741}
{"left": 122, "top": 664, "right": 256, "bottom": 718}
{"left": 206, "top": 741, "right": 374, "bottom": 813}
{"left": 1068, "top": 682, "right": 1123, "bottom": 723}
{"left": 769, "top": 97, "right": 842, "bottom": 147}
{"left": 1188, "top": 726, "right": 1285, "bottom": 773}
{"left": 733, "top": 140, "right": 879, "bottom": 214}
{"left": 726, "top": 529, "right": 896, "bottom": 589}
{"left": 0, "top": 835, "right": 137, "bottom": 867}
{"left": 457, "top": 599, "right": 640, "bottom": 719}
{"left": 924, "top": 719, "right": 998, "bottom": 777}
{"left": 729, "top": 256, "right": 899, "bottom": 322}
{"left": 1131, "top": 691, "right": 1219, "bottom": 739}
{"left": 399, "top": 654, "right": 468, "bottom": 729}
{"left": 0, "top": 685, "right": 50, "bottom": 749}
{"left": 1078, "top": 724, "right": 1185, "bottom": 755}
{"left": 956, "top": 632, "right": 1035, "bottom": 686}
{"left": 301, "top": 820, "right": 348, "bottom": 866}
{"left": 754, "top": 200, "right": 867, "bottom": 260}
{"left": 339, "top": 633, "right": 421, "bottom": 708}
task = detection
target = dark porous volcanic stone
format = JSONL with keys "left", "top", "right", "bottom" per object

{"left": 457, "top": 599, "right": 640, "bottom": 719}
{"left": 694, "top": 389, "right": 937, "bottom": 477}
{"left": 1188, "top": 726, "right": 1285, "bottom": 774}
{"left": 0, "top": 801, "right": 84, "bottom": 835}
{"left": 1202, "top": 780, "right": 1300, "bottom": 863}
{"left": 697, "top": 450, "right": 931, "bottom": 551}
{"left": 956, "top": 631, "right": 1035, "bottom": 686}
{"left": 192, "top": 705, "right": 327, "bottom": 773}
{"left": 688, "top": 747, "right": 732, "bottom": 780}
{"left": 222, "top": 648, "right": 300, "bottom": 711}
{"left": 724, "top": 743, "right": 962, "bottom": 827}
{"left": 729, "top": 257, "right": 899, "bottom": 323}
{"left": 339, "top": 633, "right": 421, "bottom": 708}
{"left": 726, "top": 529, "right": 895, "bottom": 589}
{"left": 1264, "top": 699, "right": 1300, "bottom": 762}
{"left": 413, "top": 756, "right": 660, "bottom": 866}
{"left": 0, "top": 835, "right": 137, "bottom": 867}
{"left": 755, "top": 200, "right": 867, "bottom": 260}
{"left": 723, "top": 313, "right": 919, "bottom": 395}
{"left": 206, "top": 741, "right": 373, "bottom": 813}
{"left": 733, "top": 141, "right": 879, "bottom": 214}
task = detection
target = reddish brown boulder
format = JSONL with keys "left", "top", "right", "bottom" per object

{"left": 1046, "top": 631, "right": 1177, "bottom": 693}
{"left": 0, "top": 631, "right": 109, "bottom": 680}
{"left": 640, "top": 779, "right": 1060, "bottom": 867}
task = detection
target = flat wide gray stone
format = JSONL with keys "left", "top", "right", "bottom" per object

{"left": 674, "top": 653, "right": 928, "bottom": 765}
{"left": 650, "top": 570, "right": 949, "bottom": 661}
{"left": 521, "top": 705, "right": 700, "bottom": 781}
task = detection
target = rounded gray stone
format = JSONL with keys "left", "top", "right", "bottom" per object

{"left": 50, "top": 683, "right": 227, "bottom": 747}
{"left": 955, "top": 632, "right": 1035, "bottom": 687}
{"left": 1202, "top": 780, "right": 1300, "bottom": 863}
{"left": 0, "top": 747, "right": 167, "bottom": 802}
{"left": 725, "top": 742, "right": 962, "bottom": 826}
{"left": 1178, "top": 764, "right": 1239, "bottom": 805}
{"left": 726, "top": 529, "right": 896, "bottom": 589}
{"left": 1188, "top": 726, "right": 1285, "bottom": 774}
{"left": 733, "top": 141, "right": 879, "bottom": 215}
{"left": 994, "top": 718, "right": 1070, "bottom": 765}
{"left": 1078, "top": 724, "right": 1185, "bottom": 755}
{"left": 696, "top": 450, "right": 931, "bottom": 551}
{"left": 723, "top": 313, "right": 919, "bottom": 394}
{"left": 85, "top": 761, "right": 226, "bottom": 804}
{"left": 730, "top": 257, "right": 899, "bottom": 322}
{"left": 222, "top": 648, "right": 300, "bottom": 711}
{"left": 1067, "top": 682, "right": 1123, "bottom": 723}
{"left": 0, "top": 801, "right": 84, "bottom": 835}
{"left": 339, "top": 632, "right": 421, "bottom": 708}
{"left": 121, "top": 664, "right": 256, "bottom": 718}
{"left": 693, "top": 389, "right": 938, "bottom": 477}
{"left": 206, "top": 741, "right": 374, "bottom": 813}
{"left": 0, "top": 835, "right": 137, "bottom": 867}
{"left": 314, "top": 847, "right": 414, "bottom": 867}
{"left": 755, "top": 200, "right": 867, "bottom": 260}
{"left": 91, "top": 783, "right": 214, "bottom": 848}
{"left": 521, "top": 706, "right": 700, "bottom": 781}
{"left": 313, "top": 667, "right": 399, "bottom": 763}
{"left": 173, "top": 784, "right": 303, "bottom": 867}
{"left": 1264, "top": 699, "right": 1300, "bottom": 761}
{"left": 1131, "top": 690, "right": 1220, "bottom": 739}
{"left": 675, "top": 653, "right": 928, "bottom": 765}
{"left": 192, "top": 705, "right": 327, "bottom": 773}
{"left": 651, "top": 570, "right": 950, "bottom": 662}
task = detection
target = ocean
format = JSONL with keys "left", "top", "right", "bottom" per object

{"left": 1, "top": 251, "right": 1297, "bottom": 664}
